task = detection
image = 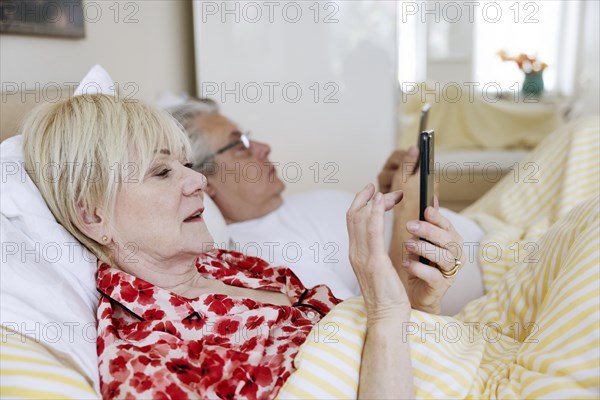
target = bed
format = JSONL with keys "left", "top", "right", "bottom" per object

{"left": 1, "top": 68, "right": 598, "bottom": 399}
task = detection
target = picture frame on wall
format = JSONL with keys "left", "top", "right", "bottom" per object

{"left": 0, "top": 0, "right": 85, "bottom": 38}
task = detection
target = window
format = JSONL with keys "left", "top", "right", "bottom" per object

{"left": 474, "top": 1, "right": 581, "bottom": 95}
{"left": 398, "top": 0, "right": 583, "bottom": 96}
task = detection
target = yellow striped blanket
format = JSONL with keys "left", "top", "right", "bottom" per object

{"left": 279, "top": 117, "right": 600, "bottom": 399}
{"left": 280, "top": 196, "right": 599, "bottom": 399}
{"left": 462, "top": 116, "right": 600, "bottom": 291}
{"left": 0, "top": 326, "right": 98, "bottom": 399}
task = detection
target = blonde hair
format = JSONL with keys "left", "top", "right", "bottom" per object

{"left": 22, "top": 94, "right": 191, "bottom": 262}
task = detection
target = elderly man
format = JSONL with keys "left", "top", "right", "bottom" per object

{"left": 168, "top": 99, "right": 484, "bottom": 313}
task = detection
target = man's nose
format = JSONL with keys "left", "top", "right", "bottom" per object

{"left": 250, "top": 141, "right": 271, "bottom": 162}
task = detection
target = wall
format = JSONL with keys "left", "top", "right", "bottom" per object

{"left": 0, "top": 0, "right": 195, "bottom": 103}
{"left": 194, "top": 0, "right": 398, "bottom": 195}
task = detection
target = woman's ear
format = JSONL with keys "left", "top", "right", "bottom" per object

{"left": 76, "top": 201, "right": 108, "bottom": 243}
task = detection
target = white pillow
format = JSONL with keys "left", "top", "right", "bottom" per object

{"left": 0, "top": 135, "right": 101, "bottom": 394}
{"left": 74, "top": 64, "right": 116, "bottom": 97}
{"left": 0, "top": 66, "right": 228, "bottom": 397}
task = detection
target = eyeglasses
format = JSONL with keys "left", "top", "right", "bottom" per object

{"left": 196, "top": 132, "right": 251, "bottom": 170}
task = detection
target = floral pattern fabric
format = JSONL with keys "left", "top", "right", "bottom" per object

{"left": 96, "top": 249, "right": 340, "bottom": 399}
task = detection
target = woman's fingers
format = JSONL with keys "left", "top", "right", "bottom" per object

{"left": 383, "top": 190, "right": 403, "bottom": 211}
{"left": 347, "top": 184, "right": 379, "bottom": 270}
{"left": 406, "top": 220, "right": 457, "bottom": 251}
{"left": 404, "top": 239, "right": 461, "bottom": 271}
{"left": 424, "top": 205, "right": 452, "bottom": 232}
{"left": 402, "top": 258, "right": 452, "bottom": 292}
{"left": 367, "top": 192, "right": 386, "bottom": 253}
{"left": 407, "top": 207, "right": 463, "bottom": 250}
{"left": 348, "top": 184, "right": 400, "bottom": 216}
{"left": 348, "top": 185, "right": 401, "bottom": 273}
{"left": 347, "top": 183, "right": 375, "bottom": 240}
{"left": 349, "top": 183, "right": 376, "bottom": 214}
{"left": 404, "top": 205, "right": 465, "bottom": 277}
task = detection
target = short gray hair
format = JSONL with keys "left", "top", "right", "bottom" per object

{"left": 167, "top": 98, "right": 219, "bottom": 171}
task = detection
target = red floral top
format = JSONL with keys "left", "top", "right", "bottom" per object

{"left": 96, "top": 249, "right": 340, "bottom": 399}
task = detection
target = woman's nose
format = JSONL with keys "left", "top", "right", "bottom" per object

{"left": 183, "top": 166, "right": 207, "bottom": 196}
{"left": 251, "top": 141, "right": 271, "bottom": 162}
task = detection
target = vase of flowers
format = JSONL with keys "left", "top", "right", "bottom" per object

{"left": 498, "top": 50, "right": 548, "bottom": 96}
{"left": 522, "top": 71, "right": 544, "bottom": 96}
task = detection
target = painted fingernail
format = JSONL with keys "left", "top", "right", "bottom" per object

{"left": 407, "top": 221, "right": 419, "bottom": 232}
{"left": 405, "top": 240, "right": 417, "bottom": 250}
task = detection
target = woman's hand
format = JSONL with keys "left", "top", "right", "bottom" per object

{"left": 346, "top": 183, "right": 410, "bottom": 321}
{"left": 386, "top": 147, "right": 463, "bottom": 314}
{"left": 348, "top": 184, "right": 415, "bottom": 399}
{"left": 401, "top": 198, "right": 465, "bottom": 314}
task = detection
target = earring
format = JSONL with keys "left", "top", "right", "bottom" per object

{"left": 102, "top": 235, "right": 109, "bottom": 243}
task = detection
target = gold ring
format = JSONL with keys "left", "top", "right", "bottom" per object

{"left": 441, "top": 259, "right": 461, "bottom": 278}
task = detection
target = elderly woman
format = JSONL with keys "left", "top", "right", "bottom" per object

{"left": 21, "top": 95, "right": 465, "bottom": 399}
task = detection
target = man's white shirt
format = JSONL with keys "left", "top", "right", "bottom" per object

{"left": 226, "top": 190, "right": 393, "bottom": 300}
{"left": 226, "top": 190, "right": 485, "bottom": 315}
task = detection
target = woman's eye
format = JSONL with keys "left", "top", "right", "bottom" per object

{"left": 156, "top": 168, "right": 172, "bottom": 177}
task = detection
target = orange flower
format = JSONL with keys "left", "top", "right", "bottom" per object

{"left": 497, "top": 50, "right": 547, "bottom": 74}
